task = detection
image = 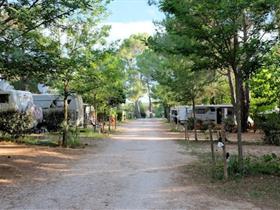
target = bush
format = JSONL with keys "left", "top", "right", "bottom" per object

{"left": 187, "top": 117, "right": 195, "bottom": 130}
{"left": 223, "top": 154, "right": 280, "bottom": 179}
{"left": 66, "top": 127, "right": 81, "bottom": 148}
{"left": 223, "top": 117, "right": 236, "bottom": 133}
{"left": 255, "top": 113, "right": 280, "bottom": 145}
{"left": 38, "top": 109, "right": 74, "bottom": 132}
{"left": 0, "top": 111, "right": 33, "bottom": 138}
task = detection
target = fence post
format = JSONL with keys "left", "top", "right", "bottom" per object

{"left": 221, "top": 126, "right": 228, "bottom": 180}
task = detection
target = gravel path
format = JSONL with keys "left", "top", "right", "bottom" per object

{"left": 1, "top": 119, "right": 260, "bottom": 210}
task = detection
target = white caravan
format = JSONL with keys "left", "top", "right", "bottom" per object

{"left": 188, "top": 104, "right": 234, "bottom": 124}
{"left": 170, "top": 107, "right": 178, "bottom": 123}
{"left": 0, "top": 80, "right": 43, "bottom": 127}
{"left": 177, "top": 106, "right": 191, "bottom": 124}
{"left": 33, "top": 94, "right": 84, "bottom": 126}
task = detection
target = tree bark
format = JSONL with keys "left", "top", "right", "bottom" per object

{"left": 135, "top": 100, "right": 141, "bottom": 118}
{"left": 192, "top": 97, "right": 198, "bottom": 141}
{"left": 235, "top": 70, "right": 244, "bottom": 170}
{"left": 147, "top": 80, "right": 152, "bottom": 118}
{"left": 227, "top": 69, "right": 236, "bottom": 115}
{"left": 62, "top": 81, "right": 69, "bottom": 147}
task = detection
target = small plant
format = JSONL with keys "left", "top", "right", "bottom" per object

{"left": 255, "top": 113, "right": 280, "bottom": 145}
{"left": 66, "top": 127, "right": 81, "bottom": 148}
{"left": 223, "top": 117, "right": 236, "bottom": 133}
{"left": 218, "top": 153, "right": 280, "bottom": 179}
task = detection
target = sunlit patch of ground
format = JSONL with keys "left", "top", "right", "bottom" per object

{"left": 0, "top": 142, "right": 85, "bottom": 192}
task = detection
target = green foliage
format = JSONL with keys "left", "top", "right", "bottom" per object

{"left": 228, "top": 154, "right": 280, "bottom": 178}
{"left": 39, "top": 110, "right": 65, "bottom": 131}
{"left": 66, "top": 127, "right": 81, "bottom": 148}
{"left": 79, "top": 128, "right": 107, "bottom": 139}
{"left": 224, "top": 117, "right": 236, "bottom": 133}
{"left": 0, "top": 0, "right": 108, "bottom": 79}
{"left": 251, "top": 45, "right": 280, "bottom": 113}
{"left": 255, "top": 113, "right": 280, "bottom": 145}
{"left": 0, "top": 111, "right": 33, "bottom": 138}
{"left": 210, "top": 154, "right": 280, "bottom": 180}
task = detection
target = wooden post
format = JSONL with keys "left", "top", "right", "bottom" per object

{"left": 221, "top": 126, "right": 228, "bottom": 180}
{"left": 209, "top": 127, "right": 215, "bottom": 164}
{"left": 184, "top": 122, "right": 189, "bottom": 141}
{"left": 115, "top": 116, "right": 117, "bottom": 130}
{"left": 108, "top": 116, "right": 111, "bottom": 132}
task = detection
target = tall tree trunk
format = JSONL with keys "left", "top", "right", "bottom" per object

{"left": 147, "top": 80, "right": 152, "bottom": 118}
{"left": 227, "top": 69, "right": 236, "bottom": 115}
{"left": 240, "top": 11, "right": 250, "bottom": 132}
{"left": 164, "top": 105, "right": 170, "bottom": 122}
{"left": 134, "top": 100, "right": 141, "bottom": 118}
{"left": 240, "top": 80, "right": 250, "bottom": 132}
{"left": 192, "top": 97, "right": 198, "bottom": 141}
{"left": 62, "top": 81, "right": 69, "bottom": 147}
{"left": 235, "top": 70, "right": 243, "bottom": 169}
{"left": 93, "top": 94, "right": 97, "bottom": 132}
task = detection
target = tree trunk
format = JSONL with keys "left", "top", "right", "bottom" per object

{"left": 62, "top": 81, "right": 69, "bottom": 147}
{"left": 240, "top": 79, "right": 250, "bottom": 132}
{"left": 235, "top": 70, "right": 244, "bottom": 170}
{"left": 192, "top": 97, "right": 198, "bottom": 141}
{"left": 93, "top": 95, "right": 97, "bottom": 132}
{"left": 134, "top": 100, "right": 141, "bottom": 118}
{"left": 147, "top": 81, "right": 152, "bottom": 118}
{"left": 164, "top": 105, "right": 170, "bottom": 121}
{"left": 227, "top": 69, "right": 236, "bottom": 115}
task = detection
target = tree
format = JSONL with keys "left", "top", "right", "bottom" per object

{"left": 251, "top": 45, "right": 280, "bottom": 113}
{"left": 0, "top": 0, "right": 108, "bottom": 79}
{"left": 152, "top": 0, "right": 279, "bottom": 168}
{"left": 48, "top": 4, "right": 110, "bottom": 146}
{"left": 119, "top": 34, "right": 148, "bottom": 118}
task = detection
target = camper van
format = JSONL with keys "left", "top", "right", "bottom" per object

{"left": 0, "top": 89, "right": 43, "bottom": 128}
{"left": 170, "top": 107, "right": 178, "bottom": 123}
{"left": 177, "top": 106, "right": 188, "bottom": 124}
{"left": 188, "top": 104, "right": 234, "bottom": 124}
{"left": 33, "top": 94, "right": 84, "bottom": 126}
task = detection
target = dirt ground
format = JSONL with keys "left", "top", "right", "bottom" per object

{"left": 0, "top": 119, "right": 279, "bottom": 209}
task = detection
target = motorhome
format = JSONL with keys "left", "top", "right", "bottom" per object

{"left": 33, "top": 94, "right": 84, "bottom": 126}
{"left": 188, "top": 104, "right": 234, "bottom": 124}
{"left": 177, "top": 106, "right": 191, "bottom": 124}
{"left": 170, "top": 107, "right": 178, "bottom": 123}
{"left": 0, "top": 80, "right": 43, "bottom": 127}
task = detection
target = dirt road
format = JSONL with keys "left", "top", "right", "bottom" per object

{"left": 1, "top": 119, "right": 260, "bottom": 209}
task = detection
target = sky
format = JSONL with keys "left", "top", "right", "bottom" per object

{"left": 105, "top": 0, "right": 164, "bottom": 42}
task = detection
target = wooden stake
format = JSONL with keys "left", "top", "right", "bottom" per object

{"left": 221, "top": 126, "right": 228, "bottom": 180}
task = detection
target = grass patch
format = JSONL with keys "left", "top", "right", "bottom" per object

{"left": 79, "top": 128, "right": 108, "bottom": 139}
{"left": 179, "top": 141, "right": 280, "bottom": 209}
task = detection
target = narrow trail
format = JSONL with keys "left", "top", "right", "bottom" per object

{"left": 1, "top": 119, "right": 259, "bottom": 209}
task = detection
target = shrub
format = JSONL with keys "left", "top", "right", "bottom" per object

{"left": 38, "top": 109, "right": 75, "bottom": 132}
{"left": 65, "top": 127, "right": 81, "bottom": 148}
{"left": 223, "top": 117, "right": 236, "bottom": 133}
{"left": 223, "top": 153, "right": 280, "bottom": 179}
{"left": 255, "top": 113, "right": 280, "bottom": 145}
{"left": 187, "top": 117, "right": 195, "bottom": 130}
{"left": 0, "top": 111, "right": 33, "bottom": 138}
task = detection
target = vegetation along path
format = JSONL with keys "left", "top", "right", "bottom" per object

{"left": 1, "top": 119, "right": 260, "bottom": 209}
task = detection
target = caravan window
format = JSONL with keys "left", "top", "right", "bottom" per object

{"left": 210, "top": 108, "right": 215, "bottom": 112}
{"left": 227, "top": 108, "right": 233, "bottom": 116}
{"left": 0, "top": 94, "right": 9, "bottom": 103}
{"left": 195, "top": 108, "right": 207, "bottom": 114}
